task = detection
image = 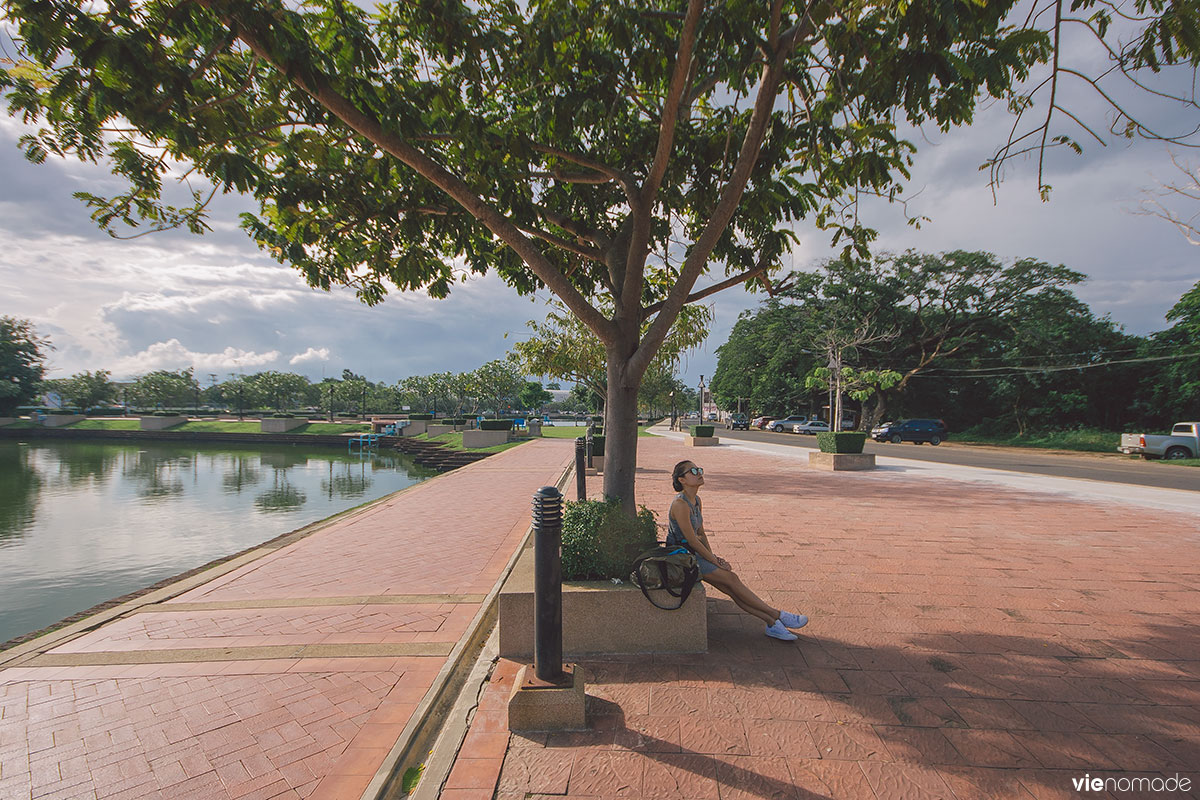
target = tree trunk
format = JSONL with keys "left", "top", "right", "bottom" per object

{"left": 602, "top": 355, "right": 642, "bottom": 516}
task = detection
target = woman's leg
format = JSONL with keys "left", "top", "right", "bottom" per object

{"left": 703, "top": 569, "right": 779, "bottom": 625}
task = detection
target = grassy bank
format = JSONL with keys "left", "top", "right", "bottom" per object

{"left": 953, "top": 426, "right": 1199, "bottom": 466}
{"left": 414, "top": 431, "right": 526, "bottom": 453}
{"left": 952, "top": 427, "right": 1120, "bottom": 453}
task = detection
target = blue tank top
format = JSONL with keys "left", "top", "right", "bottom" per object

{"left": 666, "top": 492, "right": 702, "bottom": 550}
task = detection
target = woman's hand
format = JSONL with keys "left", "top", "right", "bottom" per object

{"left": 715, "top": 556, "right": 731, "bottom": 570}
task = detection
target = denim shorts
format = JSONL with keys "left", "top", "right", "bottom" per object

{"left": 695, "top": 555, "right": 720, "bottom": 576}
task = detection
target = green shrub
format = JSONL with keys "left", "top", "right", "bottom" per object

{"left": 153, "top": 410, "right": 182, "bottom": 417}
{"left": 816, "top": 431, "right": 867, "bottom": 453}
{"left": 591, "top": 434, "right": 605, "bottom": 456}
{"left": 691, "top": 425, "right": 715, "bottom": 437}
{"left": 409, "top": 413, "right": 434, "bottom": 421}
{"left": 48, "top": 408, "right": 78, "bottom": 415}
{"left": 561, "top": 498, "right": 659, "bottom": 580}
{"left": 480, "top": 419, "right": 513, "bottom": 431}
{"left": 442, "top": 418, "right": 467, "bottom": 426}
{"left": 271, "top": 413, "right": 295, "bottom": 418}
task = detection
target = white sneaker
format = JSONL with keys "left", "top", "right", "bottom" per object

{"left": 780, "top": 611, "right": 809, "bottom": 630}
{"left": 765, "top": 619, "right": 798, "bottom": 641}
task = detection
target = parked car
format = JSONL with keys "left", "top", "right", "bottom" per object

{"left": 751, "top": 415, "right": 775, "bottom": 430}
{"left": 792, "top": 419, "right": 831, "bottom": 434}
{"left": 872, "top": 419, "right": 947, "bottom": 445}
{"left": 706, "top": 412, "right": 718, "bottom": 421}
{"left": 1118, "top": 422, "right": 1200, "bottom": 460}
{"left": 726, "top": 413, "right": 750, "bottom": 430}
{"left": 769, "top": 415, "right": 810, "bottom": 432}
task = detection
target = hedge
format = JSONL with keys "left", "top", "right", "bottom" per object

{"left": 691, "top": 425, "right": 715, "bottom": 437}
{"left": 479, "top": 419, "right": 514, "bottom": 431}
{"left": 816, "top": 431, "right": 867, "bottom": 453}
{"left": 409, "top": 413, "right": 434, "bottom": 421}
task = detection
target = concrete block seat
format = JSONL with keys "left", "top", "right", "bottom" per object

{"left": 499, "top": 545, "right": 707, "bottom": 659}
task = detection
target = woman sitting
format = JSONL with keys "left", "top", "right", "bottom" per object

{"left": 668, "top": 460, "right": 809, "bottom": 641}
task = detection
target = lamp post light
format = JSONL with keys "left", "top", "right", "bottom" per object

{"left": 698, "top": 374, "right": 705, "bottom": 421}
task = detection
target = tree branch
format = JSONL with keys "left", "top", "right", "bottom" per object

{"left": 195, "top": 0, "right": 615, "bottom": 342}
{"left": 642, "top": 264, "right": 770, "bottom": 318}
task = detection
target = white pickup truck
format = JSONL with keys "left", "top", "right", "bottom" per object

{"left": 1118, "top": 422, "right": 1200, "bottom": 460}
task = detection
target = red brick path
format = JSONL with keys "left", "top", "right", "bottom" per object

{"left": 460, "top": 435, "right": 1200, "bottom": 800}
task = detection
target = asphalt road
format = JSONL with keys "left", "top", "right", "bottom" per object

{"left": 712, "top": 427, "right": 1200, "bottom": 493}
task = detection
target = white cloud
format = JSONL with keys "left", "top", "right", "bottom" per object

{"left": 112, "top": 339, "right": 281, "bottom": 376}
{"left": 290, "top": 347, "right": 331, "bottom": 365}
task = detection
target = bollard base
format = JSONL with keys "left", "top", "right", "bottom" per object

{"left": 508, "top": 664, "right": 587, "bottom": 731}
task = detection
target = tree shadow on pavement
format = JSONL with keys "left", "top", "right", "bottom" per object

{"left": 537, "top": 622, "right": 1200, "bottom": 799}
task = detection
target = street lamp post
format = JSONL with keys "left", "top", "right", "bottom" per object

{"left": 698, "top": 375, "right": 705, "bottom": 421}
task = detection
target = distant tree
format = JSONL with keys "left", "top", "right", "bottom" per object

{"left": 216, "top": 375, "right": 256, "bottom": 418}
{"left": 467, "top": 358, "right": 525, "bottom": 415}
{"left": 245, "top": 371, "right": 311, "bottom": 412}
{"left": 59, "top": 370, "right": 116, "bottom": 411}
{"left": 1144, "top": 281, "right": 1200, "bottom": 424}
{"left": 0, "top": 316, "right": 49, "bottom": 415}
{"left": 514, "top": 303, "right": 710, "bottom": 421}
{"left": 518, "top": 381, "right": 553, "bottom": 414}
{"left": 129, "top": 368, "right": 198, "bottom": 409}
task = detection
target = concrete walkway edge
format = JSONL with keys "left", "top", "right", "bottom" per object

{"left": 361, "top": 463, "right": 572, "bottom": 800}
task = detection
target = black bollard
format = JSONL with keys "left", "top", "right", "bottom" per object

{"left": 532, "top": 486, "right": 564, "bottom": 683}
{"left": 585, "top": 425, "right": 594, "bottom": 468}
{"left": 575, "top": 437, "right": 587, "bottom": 501}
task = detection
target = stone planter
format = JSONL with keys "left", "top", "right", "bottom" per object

{"left": 403, "top": 420, "right": 428, "bottom": 436}
{"left": 685, "top": 435, "right": 719, "bottom": 446}
{"left": 463, "top": 429, "right": 510, "bottom": 449}
{"left": 139, "top": 415, "right": 187, "bottom": 431}
{"left": 260, "top": 417, "right": 307, "bottom": 433}
{"left": 499, "top": 546, "right": 707, "bottom": 658}
{"left": 808, "top": 452, "right": 876, "bottom": 471}
{"left": 0, "top": 417, "right": 16, "bottom": 427}
{"left": 43, "top": 414, "right": 86, "bottom": 427}
{"left": 426, "top": 424, "right": 456, "bottom": 436}
{"left": 585, "top": 454, "right": 604, "bottom": 475}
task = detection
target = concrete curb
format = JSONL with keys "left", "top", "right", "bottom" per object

{"left": 363, "top": 462, "right": 572, "bottom": 800}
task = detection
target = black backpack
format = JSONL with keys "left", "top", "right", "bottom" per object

{"left": 629, "top": 546, "right": 700, "bottom": 610}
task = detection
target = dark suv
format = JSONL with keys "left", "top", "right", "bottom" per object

{"left": 872, "top": 418, "right": 948, "bottom": 445}
{"left": 726, "top": 413, "right": 750, "bottom": 430}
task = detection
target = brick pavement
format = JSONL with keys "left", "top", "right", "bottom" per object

{"left": 451, "top": 434, "right": 1200, "bottom": 800}
{"left": 0, "top": 439, "right": 572, "bottom": 800}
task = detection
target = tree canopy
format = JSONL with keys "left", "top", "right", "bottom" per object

{"left": 0, "top": 317, "right": 49, "bottom": 415}
{"left": 712, "top": 250, "right": 1192, "bottom": 432}
{"left": 4, "top": 0, "right": 1198, "bottom": 506}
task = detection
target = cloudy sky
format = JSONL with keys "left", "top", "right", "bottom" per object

{"left": 1, "top": 14, "right": 1197, "bottom": 391}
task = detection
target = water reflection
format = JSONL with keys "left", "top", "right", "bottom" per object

{"left": 49, "top": 442, "right": 120, "bottom": 489}
{"left": 0, "top": 440, "right": 433, "bottom": 644}
{"left": 222, "top": 455, "right": 262, "bottom": 494}
{"left": 0, "top": 445, "right": 40, "bottom": 540}
{"left": 255, "top": 472, "right": 308, "bottom": 512}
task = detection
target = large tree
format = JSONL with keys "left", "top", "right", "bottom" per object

{"left": 0, "top": 317, "right": 49, "bottom": 415}
{"left": 4, "top": 1, "right": 1198, "bottom": 508}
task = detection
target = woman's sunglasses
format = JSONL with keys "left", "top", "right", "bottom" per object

{"left": 686, "top": 467, "right": 704, "bottom": 476}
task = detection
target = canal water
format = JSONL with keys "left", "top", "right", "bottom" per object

{"left": 0, "top": 439, "right": 438, "bottom": 645}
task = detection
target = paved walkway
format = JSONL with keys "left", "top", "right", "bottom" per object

{"left": 445, "top": 433, "right": 1200, "bottom": 800}
{"left": 0, "top": 439, "right": 572, "bottom": 800}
